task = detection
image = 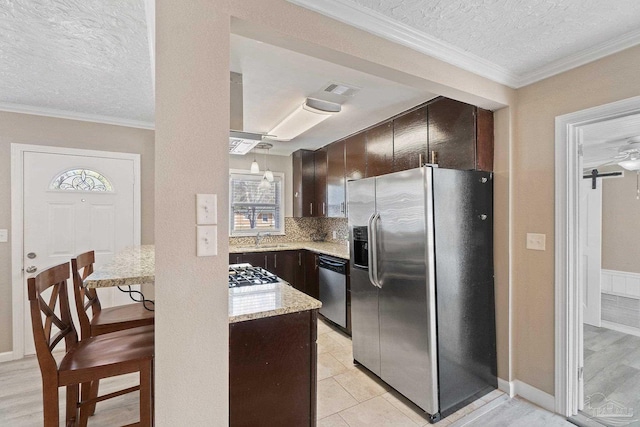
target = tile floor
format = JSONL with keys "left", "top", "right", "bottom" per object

{"left": 0, "top": 317, "right": 573, "bottom": 426}
{"left": 315, "top": 318, "right": 569, "bottom": 426}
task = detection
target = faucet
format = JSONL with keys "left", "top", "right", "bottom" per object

{"left": 255, "top": 232, "right": 269, "bottom": 246}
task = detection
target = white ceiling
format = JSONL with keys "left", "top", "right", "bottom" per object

{"left": 289, "top": 0, "right": 640, "bottom": 88}
{"left": 581, "top": 114, "right": 640, "bottom": 170}
{"left": 231, "top": 35, "right": 433, "bottom": 155}
{"left": 0, "top": 0, "right": 154, "bottom": 127}
{"left": 2, "top": 0, "right": 640, "bottom": 145}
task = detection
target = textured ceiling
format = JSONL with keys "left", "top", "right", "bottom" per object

{"left": 349, "top": 0, "right": 640, "bottom": 75}
{"left": 0, "top": 0, "right": 153, "bottom": 123}
{"left": 292, "top": 0, "right": 640, "bottom": 86}
{"left": 581, "top": 114, "right": 640, "bottom": 169}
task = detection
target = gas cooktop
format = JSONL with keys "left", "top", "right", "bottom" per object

{"left": 228, "top": 263, "right": 282, "bottom": 287}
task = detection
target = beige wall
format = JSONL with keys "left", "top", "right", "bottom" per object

{"left": 602, "top": 170, "right": 640, "bottom": 274}
{"left": 514, "top": 45, "right": 640, "bottom": 394}
{"left": 0, "top": 111, "right": 154, "bottom": 353}
{"left": 229, "top": 153, "right": 293, "bottom": 217}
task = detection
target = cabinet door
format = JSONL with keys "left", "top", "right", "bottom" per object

{"left": 393, "top": 106, "right": 428, "bottom": 172}
{"left": 428, "top": 98, "right": 476, "bottom": 170}
{"left": 327, "top": 140, "right": 346, "bottom": 217}
{"left": 229, "top": 253, "right": 243, "bottom": 265}
{"left": 365, "top": 122, "right": 393, "bottom": 177}
{"left": 241, "top": 252, "right": 270, "bottom": 270}
{"left": 476, "top": 108, "right": 494, "bottom": 171}
{"left": 292, "top": 149, "right": 315, "bottom": 217}
{"left": 345, "top": 133, "right": 366, "bottom": 182}
{"left": 274, "top": 251, "right": 305, "bottom": 292}
{"left": 314, "top": 148, "right": 327, "bottom": 217}
{"left": 304, "top": 251, "right": 319, "bottom": 299}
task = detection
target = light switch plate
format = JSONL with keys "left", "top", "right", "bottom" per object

{"left": 0, "top": 229, "right": 7, "bottom": 243}
{"left": 196, "top": 194, "right": 217, "bottom": 225}
{"left": 526, "top": 233, "right": 546, "bottom": 251}
{"left": 197, "top": 225, "right": 217, "bottom": 256}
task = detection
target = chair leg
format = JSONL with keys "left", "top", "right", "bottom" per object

{"left": 42, "top": 385, "right": 59, "bottom": 427}
{"left": 87, "top": 380, "right": 100, "bottom": 416}
{"left": 66, "top": 384, "right": 79, "bottom": 426}
{"left": 139, "top": 362, "right": 152, "bottom": 427}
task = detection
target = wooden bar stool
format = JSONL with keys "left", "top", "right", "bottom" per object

{"left": 71, "top": 250, "right": 155, "bottom": 418}
{"left": 71, "top": 250, "right": 154, "bottom": 339}
{"left": 28, "top": 262, "right": 154, "bottom": 427}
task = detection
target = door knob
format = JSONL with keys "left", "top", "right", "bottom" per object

{"left": 26, "top": 266, "right": 37, "bottom": 273}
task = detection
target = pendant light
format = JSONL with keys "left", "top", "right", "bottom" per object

{"left": 264, "top": 144, "right": 274, "bottom": 182}
{"left": 250, "top": 148, "right": 260, "bottom": 174}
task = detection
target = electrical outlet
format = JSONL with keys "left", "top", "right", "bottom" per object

{"left": 332, "top": 231, "right": 337, "bottom": 239}
{"left": 0, "top": 229, "right": 7, "bottom": 243}
{"left": 526, "top": 233, "right": 546, "bottom": 251}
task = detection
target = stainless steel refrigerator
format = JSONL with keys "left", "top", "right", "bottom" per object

{"left": 348, "top": 166, "right": 497, "bottom": 422}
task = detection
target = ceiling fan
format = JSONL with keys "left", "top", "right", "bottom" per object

{"left": 589, "top": 135, "right": 640, "bottom": 171}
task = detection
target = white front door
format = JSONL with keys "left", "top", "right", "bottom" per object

{"left": 580, "top": 178, "right": 602, "bottom": 327}
{"left": 20, "top": 147, "right": 140, "bottom": 355}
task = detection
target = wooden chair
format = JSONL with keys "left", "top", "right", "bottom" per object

{"left": 71, "top": 250, "right": 155, "bottom": 418}
{"left": 28, "top": 262, "right": 154, "bottom": 427}
{"left": 71, "top": 250, "right": 154, "bottom": 339}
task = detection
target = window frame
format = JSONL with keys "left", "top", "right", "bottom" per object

{"left": 229, "top": 169, "right": 285, "bottom": 237}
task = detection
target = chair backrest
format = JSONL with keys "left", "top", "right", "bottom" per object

{"left": 71, "top": 251, "right": 101, "bottom": 340}
{"left": 27, "top": 262, "right": 78, "bottom": 377}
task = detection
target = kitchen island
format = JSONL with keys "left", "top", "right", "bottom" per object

{"left": 85, "top": 246, "right": 322, "bottom": 426}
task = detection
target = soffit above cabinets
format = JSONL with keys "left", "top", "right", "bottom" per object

{"left": 289, "top": 0, "right": 640, "bottom": 88}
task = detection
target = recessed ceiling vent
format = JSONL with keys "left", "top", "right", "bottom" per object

{"left": 323, "top": 82, "right": 360, "bottom": 97}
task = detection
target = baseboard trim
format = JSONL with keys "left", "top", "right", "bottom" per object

{"left": 498, "top": 378, "right": 514, "bottom": 397}
{"left": 600, "top": 320, "right": 640, "bottom": 338}
{"left": 513, "top": 380, "right": 555, "bottom": 413}
{"left": 0, "top": 351, "right": 14, "bottom": 363}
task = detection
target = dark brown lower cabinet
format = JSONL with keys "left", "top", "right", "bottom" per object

{"left": 304, "top": 251, "right": 319, "bottom": 299}
{"left": 230, "top": 310, "right": 318, "bottom": 427}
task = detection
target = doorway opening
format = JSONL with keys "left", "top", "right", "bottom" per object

{"left": 555, "top": 95, "right": 640, "bottom": 424}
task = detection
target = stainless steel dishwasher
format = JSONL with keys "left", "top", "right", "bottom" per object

{"left": 318, "top": 255, "right": 348, "bottom": 328}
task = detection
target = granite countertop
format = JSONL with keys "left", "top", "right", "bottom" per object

{"left": 84, "top": 244, "right": 322, "bottom": 322}
{"left": 229, "top": 241, "right": 349, "bottom": 260}
{"left": 84, "top": 245, "right": 155, "bottom": 289}
{"left": 229, "top": 282, "right": 322, "bottom": 324}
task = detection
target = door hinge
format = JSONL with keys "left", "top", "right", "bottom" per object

{"left": 578, "top": 366, "right": 584, "bottom": 381}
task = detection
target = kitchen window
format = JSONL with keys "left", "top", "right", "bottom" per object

{"left": 229, "top": 170, "right": 285, "bottom": 236}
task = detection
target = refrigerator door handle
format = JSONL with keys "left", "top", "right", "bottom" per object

{"left": 370, "top": 213, "right": 381, "bottom": 288}
{"left": 367, "top": 213, "right": 378, "bottom": 288}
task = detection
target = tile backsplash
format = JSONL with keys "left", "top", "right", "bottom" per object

{"left": 229, "top": 217, "right": 349, "bottom": 245}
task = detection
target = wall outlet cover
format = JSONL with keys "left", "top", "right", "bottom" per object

{"left": 0, "top": 229, "right": 7, "bottom": 243}
{"left": 526, "top": 233, "right": 546, "bottom": 251}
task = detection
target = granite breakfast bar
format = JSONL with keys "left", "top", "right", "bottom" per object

{"left": 85, "top": 245, "right": 322, "bottom": 426}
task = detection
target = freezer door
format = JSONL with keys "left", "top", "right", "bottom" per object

{"left": 347, "top": 177, "right": 381, "bottom": 376}
{"left": 376, "top": 167, "right": 439, "bottom": 415}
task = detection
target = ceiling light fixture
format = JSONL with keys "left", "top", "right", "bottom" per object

{"left": 619, "top": 157, "right": 640, "bottom": 170}
{"left": 269, "top": 98, "right": 341, "bottom": 141}
{"left": 250, "top": 148, "right": 260, "bottom": 174}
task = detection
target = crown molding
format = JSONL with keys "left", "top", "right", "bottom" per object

{"left": 287, "top": 0, "right": 520, "bottom": 88}
{"left": 517, "top": 28, "right": 640, "bottom": 87}
{"left": 0, "top": 102, "right": 155, "bottom": 130}
{"left": 288, "top": 0, "right": 640, "bottom": 89}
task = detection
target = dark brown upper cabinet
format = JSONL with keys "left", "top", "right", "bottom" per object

{"left": 345, "top": 133, "right": 366, "bottom": 182}
{"left": 365, "top": 122, "right": 394, "bottom": 178}
{"left": 428, "top": 97, "right": 494, "bottom": 171}
{"left": 292, "top": 149, "right": 315, "bottom": 218}
{"left": 327, "top": 140, "right": 346, "bottom": 217}
{"left": 393, "top": 106, "right": 428, "bottom": 172}
{"left": 313, "top": 148, "right": 327, "bottom": 217}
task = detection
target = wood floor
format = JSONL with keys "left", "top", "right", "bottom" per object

{"left": 0, "top": 320, "right": 572, "bottom": 426}
{"left": 583, "top": 324, "right": 640, "bottom": 425}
